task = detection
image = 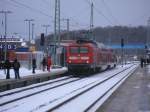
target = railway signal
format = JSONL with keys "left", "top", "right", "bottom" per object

{"left": 40, "top": 33, "right": 45, "bottom": 46}
{"left": 121, "top": 38, "right": 124, "bottom": 66}
{"left": 121, "top": 38, "right": 124, "bottom": 47}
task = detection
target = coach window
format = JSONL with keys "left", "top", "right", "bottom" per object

{"left": 80, "top": 47, "right": 88, "bottom": 53}
{"left": 70, "top": 47, "right": 78, "bottom": 54}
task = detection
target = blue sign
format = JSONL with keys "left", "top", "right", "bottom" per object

{"left": 107, "top": 44, "right": 145, "bottom": 49}
{"left": 16, "top": 47, "right": 29, "bottom": 52}
{"left": 0, "top": 44, "right": 17, "bottom": 50}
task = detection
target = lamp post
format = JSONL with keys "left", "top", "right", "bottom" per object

{"left": 42, "top": 24, "right": 50, "bottom": 55}
{"left": 25, "top": 19, "right": 34, "bottom": 69}
{"left": 0, "top": 10, "right": 12, "bottom": 62}
{"left": 61, "top": 18, "right": 70, "bottom": 39}
{"left": 42, "top": 24, "right": 50, "bottom": 35}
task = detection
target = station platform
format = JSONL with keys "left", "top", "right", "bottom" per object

{"left": 0, "top": 67, "right": 68, "bottom": 92}
{"left": 97, "top": 65, "right": 150, "bottom": 112}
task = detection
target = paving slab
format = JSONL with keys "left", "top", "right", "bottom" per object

{"left": 97, "top": 65, "right": 150, "bottom": 112}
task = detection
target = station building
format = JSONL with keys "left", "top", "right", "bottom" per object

{"left": 0, "top": 37, "right": 44, "bottom": 69}
{"left": 0, "top": 37, "right": 23, "bottom": 61}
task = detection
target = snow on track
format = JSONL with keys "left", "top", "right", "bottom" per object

{"left": 0, "top": 63, "right": 138, "bottom": 112}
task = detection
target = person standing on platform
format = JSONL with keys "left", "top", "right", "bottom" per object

{"left": 47, "top": 56, "right": 51, "bottom": 72}
{"left": 13, "top": 59, "right": 21, "bottom": 79}
{"left": 0, "top": 61, "right": 2, "bottom": 69}
{"left": 32, "top": 58, "right": 37, "bottom": 74}
{"left": 42, "top": 57, "right": 47, "bottom": 71}
{"left": 140, "top": 57, "right": 144, "bottom": 68}
{"left": 4, "top": 59, "right": 11, "bottom": 79}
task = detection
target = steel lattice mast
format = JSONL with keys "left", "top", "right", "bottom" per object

{"left": 54, "top": 0, "right": 60, "bottom": 65}
{"left": 90, "top": 2, "right": 94, "bottom": 40}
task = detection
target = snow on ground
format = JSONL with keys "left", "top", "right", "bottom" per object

{"left": 55, "top": 65, "right": 138, "bottom": 112}
{"left": 0, "top": 67, "right": 68, "bottom": 79}
{"left": 147, "top": 65, "right": 150, "bottom": 73}
{"left": 0, "top": 63, "right": 139, "bottom": 112}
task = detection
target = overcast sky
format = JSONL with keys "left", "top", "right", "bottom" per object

{"left": 0, "top": 0, "right": 150, "bottom": 40}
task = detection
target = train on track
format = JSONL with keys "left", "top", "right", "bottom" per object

{"left": 57, "top": 39, "right": 117, "bottom": 75}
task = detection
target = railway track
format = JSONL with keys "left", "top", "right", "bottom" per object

{"left": 0, "top": 64, "right": 138, "bottom": 112}
{"left": 0, "top": 76, "right": 81, "bottom": 106}
{"left": 83, "top": 66, "right": 137, "bottom": 112}
{"left": 46, "top": 64, "right": 137, "bottom": 112}
{"left": 0, "top": 76, "right": 72, "bottom": 97}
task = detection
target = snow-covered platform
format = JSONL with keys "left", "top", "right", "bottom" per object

{"left": 97, "top": 65, "right": 150, "bottom": 112}
{"left": 0, "top": 67, "right": 68, "bottom": 92}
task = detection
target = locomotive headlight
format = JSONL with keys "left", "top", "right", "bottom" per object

{"left": 69, "top": 56, "right": 78, "bottom": 60}
{"left": 86, "top": 61, "right": 89, "bottom": 63}
{"left": 69, "top": 60, "right": 72, "bottom": 63}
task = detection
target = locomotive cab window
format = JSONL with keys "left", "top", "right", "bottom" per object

{"left": 70, "top": 47, "right": 79, "bottom": 53}
{"left": 80, "top": 47, "right": 88, "bottom": 53}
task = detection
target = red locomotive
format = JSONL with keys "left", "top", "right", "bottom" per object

{"left": 65, "top": 39, "right": 117, "bottom": 74}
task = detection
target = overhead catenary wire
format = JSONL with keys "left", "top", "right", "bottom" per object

{"left": 38, "top": 0, "right": 90, "bottom": 30}
{"left": 9, "top": 0, "right": 53, "bottom": 18}
{"left": 40, "top": 0, "right": 50, "bottom": 7}
{"left": 84, "top": 0, "right": 115, "bottom": 25}
{"left": 2, "top": 0, "right": 101, "bottom": 32}
{"left": 60, "top": 9, "right": 89, "bottom": 30}
{"left": 100, "top": 0, "right": 120, "bottom": 25}
{"left": 8, "top": 0, "right": 90, "bottom": 31}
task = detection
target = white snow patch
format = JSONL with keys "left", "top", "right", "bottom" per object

{"left": 0, "top": 67, "right": 68, "bottom": 79}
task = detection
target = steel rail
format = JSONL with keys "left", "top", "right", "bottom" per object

{"left": 84, "top": 66, "right": 137, "bottom": 112}
{"left": 0, "top": 78, "right": 81, "bottom": 106}
{"left": 0, "top": 76, "right": 72, "bottom": 98}
{"left": 47, "top": 65, "right": 135, "bottom": 112}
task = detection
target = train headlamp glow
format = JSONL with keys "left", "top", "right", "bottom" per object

{"left": 86, "top": 61, "right": 89, "bottom": 63}
{"left": 81, "top": 57, "right": 89, "bottom": 60}
{"left": 69, "top": 56, "right": 78, "bottom": 60}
